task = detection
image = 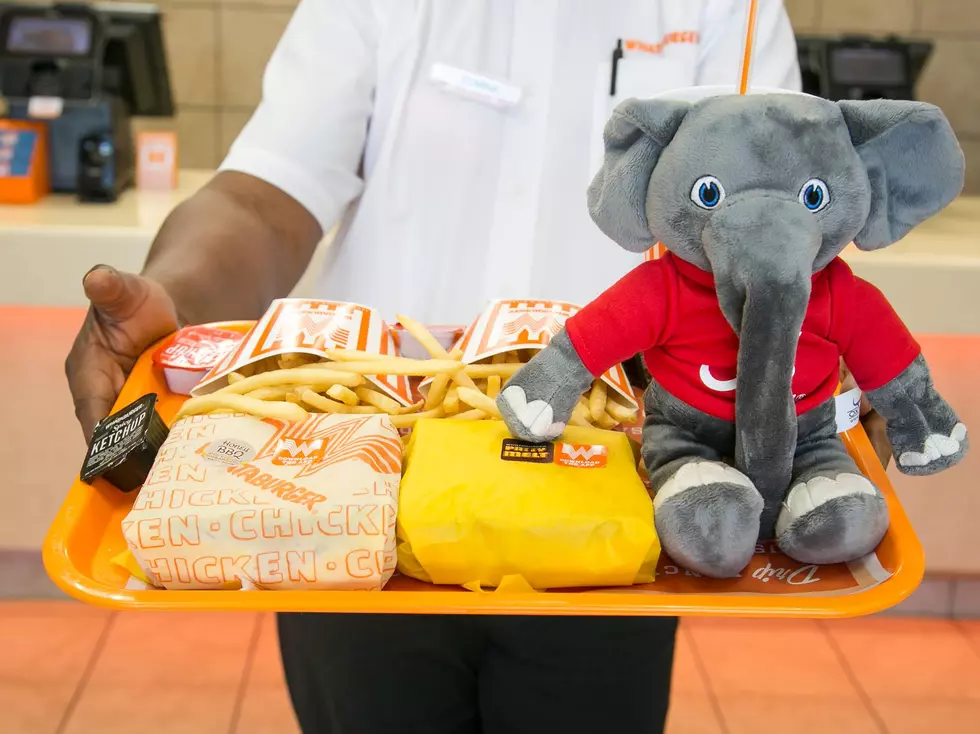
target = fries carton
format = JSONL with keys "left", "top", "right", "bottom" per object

{"left": 420, "top": 299, "right": 639, "bottom": 410}
{"left": 121, "top": 412, "right": 401, "bottom": 590}
{"left": 192, "top": 299, "right": 414, "bottom": 406}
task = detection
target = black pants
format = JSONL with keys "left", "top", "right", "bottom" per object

{"left": 278, "top": 613, "right": 678, "bottom": 734}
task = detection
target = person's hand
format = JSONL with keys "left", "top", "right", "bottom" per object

{"left": 66, "top": 266, "right": 179, "bottom": 439}
{"left": 839, "top": 360, "right": 892, "bottom": 470}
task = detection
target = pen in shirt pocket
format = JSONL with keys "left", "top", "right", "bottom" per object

{"left": 610, "top": 39, "right": 623, "bottom": 96}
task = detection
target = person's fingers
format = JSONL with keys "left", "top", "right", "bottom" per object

{"left": 66, "top": 325, "right": 127, "bottom": 438}
{"left": 82, "top": 266, "right": 149, "bottom": 322}
{"left": 73, "top": 394, "right": 116, "bottom": 440}
{"left": 861, "top": 411, "right": 893, "bottom": 470}
{"left": 839, "top": 363, "right": 858, "bottom": 394}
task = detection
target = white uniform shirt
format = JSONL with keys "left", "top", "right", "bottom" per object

{"left": 221, "top": 0, "right": 801, "bottom": 324}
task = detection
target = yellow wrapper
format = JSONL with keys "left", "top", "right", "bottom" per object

{"left": 397, "top": 420, "right": 659, "bottom": 590}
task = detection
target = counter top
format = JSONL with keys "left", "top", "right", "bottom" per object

{"left": 1, "top": 174, "right": 978, "bottom": 331}
{"left": 0, "top": 169, "right": 212, "bottom": 234}
{"left": 0, "top": 170, "right": 329, "bottom": 306}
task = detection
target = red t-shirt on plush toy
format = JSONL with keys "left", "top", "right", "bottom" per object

{"left": 565, "top": 252, "right": 921, "bottom": 422}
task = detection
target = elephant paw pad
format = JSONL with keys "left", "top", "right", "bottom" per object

{"left": 776, "top": 474, "right": 887, "bottom": 566}
{"left": 654, "top": 461, "right": 755, "bottom": 511}
{"left": 498, "top": 386, "right": 565, "bottom": 441}
{"left": 899, "top": 423, "right": 967, "bottom": 468}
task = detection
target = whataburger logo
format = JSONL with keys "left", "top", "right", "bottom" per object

{"left": 625, "top": 31, "right": 700, "bottom": 56}
{"left": 273, "top": 438, "right": 327, "bottom": 465}
{"left": 556, "top": 442, "right": 608, "bottom": 469}
{"left": 257, "top": 415, "right": 402, "bottom": 478}
{"left": 500, "top": 438, "right": 607, "bottom": 469}
{"left": 502, "top": 313, "right": 563, "bottom": 343}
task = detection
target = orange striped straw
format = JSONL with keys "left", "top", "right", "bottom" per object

{"left": 738, "top": 0, "right": 760, "bottom": 94}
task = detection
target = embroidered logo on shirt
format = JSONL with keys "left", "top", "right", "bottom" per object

{"left": 625, "top": 31, "right": 700, "bottom": 56}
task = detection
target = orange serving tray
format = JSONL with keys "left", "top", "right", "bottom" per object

{"left": 44, "top": 323, "right": 925, "bottom": 617}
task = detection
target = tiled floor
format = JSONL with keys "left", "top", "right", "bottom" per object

{"left": 3, "top": 603, "right": 980, "bottom": 734}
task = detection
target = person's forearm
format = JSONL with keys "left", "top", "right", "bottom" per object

{"left": 141, "top": 171, "right": 323, "bottom": 325}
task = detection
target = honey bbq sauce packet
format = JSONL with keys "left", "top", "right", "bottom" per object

{"left": 121, "top": 412, "right": 401, "bottom": 591}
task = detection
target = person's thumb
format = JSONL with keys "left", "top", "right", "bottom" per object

{"left": 83, "top": 265, "right": 147, "bottom": 322}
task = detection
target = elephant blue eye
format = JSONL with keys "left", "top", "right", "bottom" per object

{"left": 691, "top": 176, "right": 726, "bottom": 210}
{"left": 799, "top": 179, "right": 830, "bottom": 212}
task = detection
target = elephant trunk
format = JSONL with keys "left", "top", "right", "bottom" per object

{"left": 702, "top": 198, "right": 822, "bottom": 537}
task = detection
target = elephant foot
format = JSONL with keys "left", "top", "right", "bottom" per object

{"left": 654, "top": 461, "right": 763, "bottom": 579}
{"left": 776, "top": 474, "right": 889, "bottom": 565}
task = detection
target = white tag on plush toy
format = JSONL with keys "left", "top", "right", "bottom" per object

{"left": 835, "top": 387, "right": 863, "bottom": 434}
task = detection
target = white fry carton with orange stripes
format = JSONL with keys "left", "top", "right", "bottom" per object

{"left": 422, "top": 299, "right": 639, "bottom": 410}
{"left": 121, "top": 413, "right": 401, "bottom": 591}
{"left": 192, "top": 299, "right": 414, "bottom": 406}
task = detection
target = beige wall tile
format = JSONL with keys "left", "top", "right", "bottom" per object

{"left": 133, "top": 108, "right": 219, "bottom": 169}
{"left": 161, "top": 6, "right": 218, "bottom": 107}
{"left": 819, "top": 0, "right": 915, "bottom": 34}
{"left": 219, "top": 107, "right": 256, "bottom": 159}
{"left": 783, "top": 0, "right": 821, "bottom": 33}
{"left": 175, "top": 109, "right": 220, "bottom": 169}
{"left": 917, "top": 39, "right": 980, "bottom": 139}
{"left": 219, "top": 8, "right": 293, "bottom": 108}
{"left": 918, "top": 0, "right": 980, "bottom": 34}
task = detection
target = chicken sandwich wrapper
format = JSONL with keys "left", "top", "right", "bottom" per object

{"left": 121, "top": 413, "right": 401, "bottom": 590}
{"left": 397, "top": 420, "right": 659, "bottom": 590}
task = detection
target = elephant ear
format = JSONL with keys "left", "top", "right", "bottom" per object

{"left": 839, "top": 100, "right": 965, "bottom": 251}
{"left": 587, "top": 98, "right": 691, "bottom": 253}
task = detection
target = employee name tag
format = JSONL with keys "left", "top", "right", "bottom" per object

{"left": 429, "top": 63, "right": 522, "bottom": 109}
{"left": 835, "top": 387, "right": 863, "bottom": 434}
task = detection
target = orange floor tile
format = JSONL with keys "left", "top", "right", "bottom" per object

{"left": 3, "top": 602, "right": 980, "bottom": 734}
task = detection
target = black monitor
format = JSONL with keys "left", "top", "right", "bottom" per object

{"left": 0, "top": 2, "right": 174, "bottom": 116}
{"left": 97, "top": 2, "right": 173, "bottom": 116}
{"left": 796, "top": 34, "right": 932, "bottom": 102}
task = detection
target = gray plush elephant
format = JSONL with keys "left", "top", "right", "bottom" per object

{"left": 496, "top": 92, "right": 968, "bottom": 579}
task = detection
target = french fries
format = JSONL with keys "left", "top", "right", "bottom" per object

{"left": 457, "top": 387, "right": 503, "bottom": 419}
{"left": 588, "top": 380, "right": 607, "bottom": 421}
{"left": 443, "top": 385, "right": 460, "bottom": 414}
{"left": 326, "top": 384, "right": 359, "bottom": 406}
{"left": 221, "top": 367, "right": 363, "bottom": 395}
{"left": 176, "top": 393, "right": 309, "bottom": 422}
{"left": 404, "top": 321, "right": 637, "bottom": 431}
{"left": 174, "top": 315, "right": 639, "bottom": 435}
{"left": 486, "top": 374, "right": 501, "bottom": 399}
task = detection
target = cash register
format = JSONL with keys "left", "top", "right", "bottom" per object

{"left": 0, "top": 2, "right": 173, "bottom": 202}
{"left": 796, "top": 34, "right": 933, "bottom": 102}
